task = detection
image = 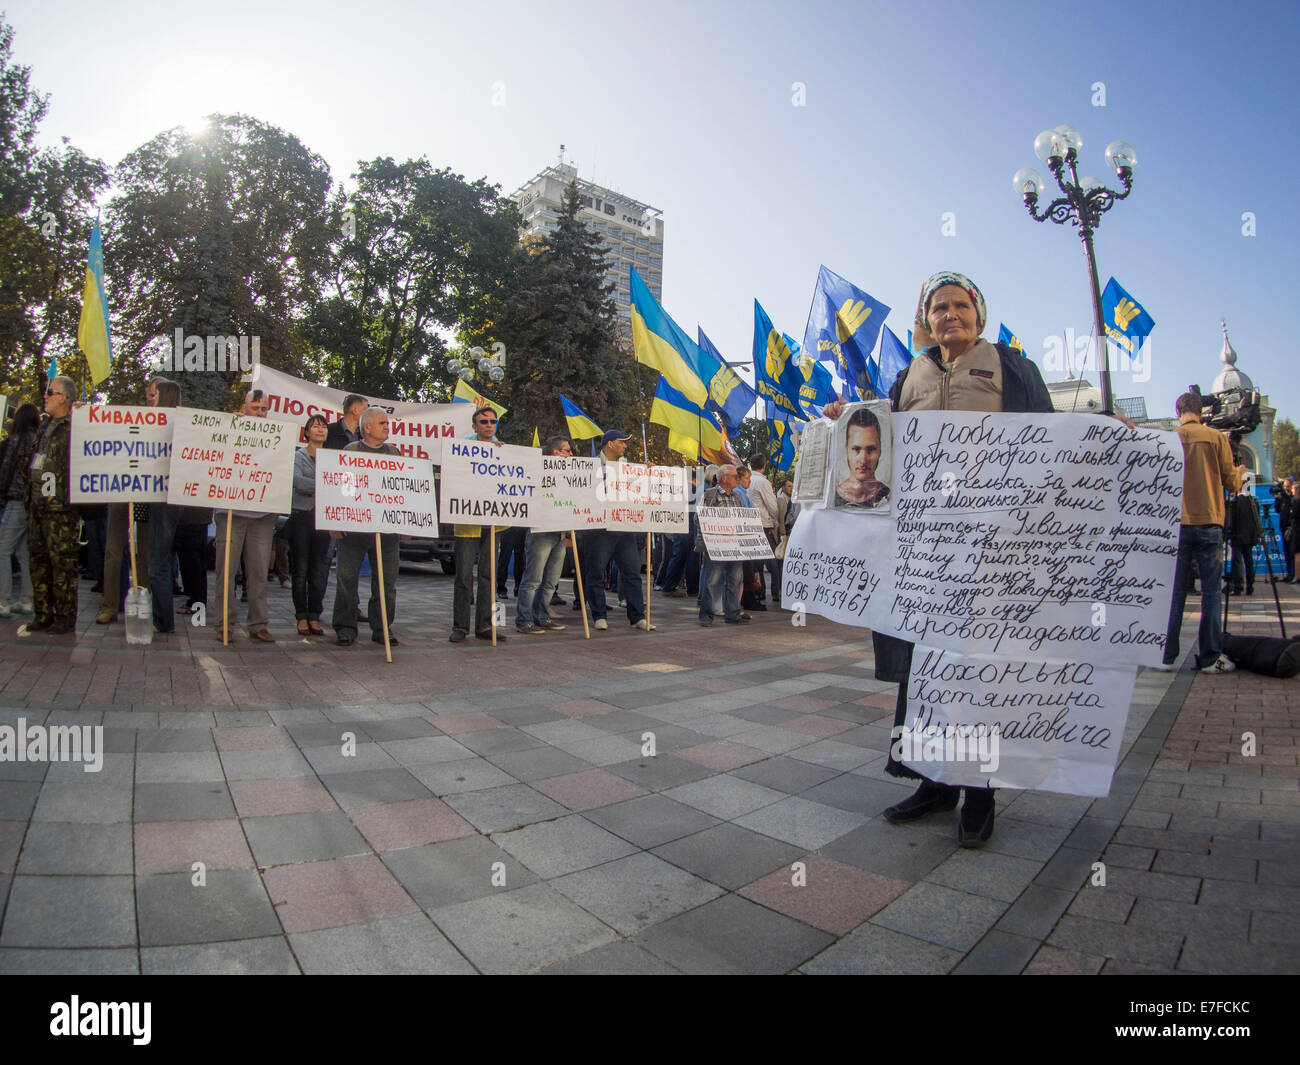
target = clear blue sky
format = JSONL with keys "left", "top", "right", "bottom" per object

{"left": 8, "top": 0, "right": 1298, "bottom": 421}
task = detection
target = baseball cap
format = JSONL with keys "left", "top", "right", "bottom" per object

{"left": 600, "top": 429, "right": 631, "bottom": 448}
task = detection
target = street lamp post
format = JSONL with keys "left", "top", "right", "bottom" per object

{"left": 445, "top": 345, "right": 506, "bottom": 387}
{"left": 1013, "top": 125, "right": 1137, "bottom": 416}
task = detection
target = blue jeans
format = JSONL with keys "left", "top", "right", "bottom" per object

{"left": 1164, "top": 524, "right": 1224, "bottom": 668}
{"left": 333, "top": 532, "right": 398, "bottom": 639}
{"left": 585, "top": 531, "right": 645, "bottom": 623}
{"left": 0, "top": 500, "right": 32, "bottom": 604}
{"left": 701, "top": 556, "right": 742, "bottom": 622}
{"left": 516, "top": 531, "right": 567, "bottom": 627}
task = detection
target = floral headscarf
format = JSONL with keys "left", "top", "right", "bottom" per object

{"left": 912, "top": 271, "right": 987, "bottom": 350}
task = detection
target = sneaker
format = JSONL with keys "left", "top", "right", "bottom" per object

{"left": 14, "top": 600, "right": 32, "bottom": 615}
{"left": 663, "top": 589, "right": 686, "bottom": 598}
{"left": 95, "top": 607, "right": 116, "bottom": 624}
{"left": 1200, "top": 654, "right": 1236, "bottom": 674}
{"left": 594, "top": 618, "right": 608, "bottom": 631}
{"left": 633, "top": 619, "right": 656, "bottom": 631}
{"left": 516, "top": 622, "right": 545, "bottom": 635}
{"left": 448, "top": 630, "right": 467, "bottom": 643}
{"left": 0, "top": 602, "right": 10, "bottom": 618}
{"left": 338, "top": 633, "right": 354, "bottom": 646}
{"left": 538, "top": 619, "right": 566, "bottom": 631}
{"left": 699, "top": 617, "right": 713, "bottom": 626}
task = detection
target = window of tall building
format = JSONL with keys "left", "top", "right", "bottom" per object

{"left": 604, "top": 204, "right": 616, "bottom": 215}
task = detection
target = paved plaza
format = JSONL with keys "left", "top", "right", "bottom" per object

{"left": 0, "top": 565, "right": 1296, "bottom": 975}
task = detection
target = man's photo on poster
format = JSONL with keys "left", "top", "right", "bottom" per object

{"left": 831, "top": 400, "right": 892, "bottom": 513}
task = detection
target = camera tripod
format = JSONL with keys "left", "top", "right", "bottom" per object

{"left": 1222, "top": 493, "right": 1286, "bottom": 638}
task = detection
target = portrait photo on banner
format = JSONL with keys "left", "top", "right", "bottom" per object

{"left": 831, "top": 399, "right": 892, "bottom": 514}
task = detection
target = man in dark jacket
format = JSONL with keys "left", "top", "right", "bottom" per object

{"left": 26, "top": 376, "right": 80, "bottom": 634}
{"left": 325, "top": 394, "right": 369, "bottom": 450}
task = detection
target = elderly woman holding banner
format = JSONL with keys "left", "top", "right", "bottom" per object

{"left": 828, "top": 271, "right": 1053, "bottom": 846}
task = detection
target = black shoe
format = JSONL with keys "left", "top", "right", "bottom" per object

{"left": 373, "top": 634, "right": 397, "bottom": 645}
{"left": 724, "top": 616, "right": 751, "bottom": 624}
{"left": 476, "top": 630, "right": 506, "bottom": 641}
{"left": 48, "top": 620, "right": 74, "bottom": 635}
{"left": 90, "top": 582, "right": 104, "bottom": 594}
{"left": 959, "top": 794, "right": 996, "bottom": 847}
{"left": 358, "top": 612, "right": 369, "bottom": 623}
{"left": 448, "top": 630, "right": 467, "bottom": 643}
{"left": 26, "top": 618, "right": 54, "bottom": 632}
{"left": 883, "top": 781, "right": 960, "bottom": 823}
{"left": 337, "top": 633, "right": 354, "bottom": 646}
{"left": 516, "top": 622, "right": 545, "bottom": 635}
{"left": 750, "top": 602, "right": 768, "bottom": 612}
{"left": 551, "top": 593, "right": 565, "bottom": 605}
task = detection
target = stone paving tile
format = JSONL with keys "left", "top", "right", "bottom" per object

{"left": 1151, "top": 849, "right": 1256, "bottom": 881}
{"left": 727, "top": 725, "right": 818, "bottom": 755}
{"left": 377, "top": 736, "right": 477, "bottom": 768}
{"left": 739, "top": 855, "right": 909, "bottom": 935}
{"left": 1046, "top": 914, "right": 1183, "bottom": 968}
{"left": 550, "top": 852, "right": 724, "bottom": 935}
{"left": 1199, "top": 878, "right": 1300, "bottom": 912}
{"left": 228, "top": 777, "right": 337, "bottom": 818}
{"left": 443, "top": 783, "right": 569, "bottom": 835}
{"left": 1, "top": 875, "right": 136, "bottom": 948}
{"left": 16, "top": 822, "right": 133, "bottom": 875}
{"left": 532, "top": 769, "right": 648, "bottom": 812}
{"left": 539, "top": 939, "right": 682, "bottom": 974}
{"left": 546, "top": 699, "right": 620, "bottom": 718}
{"left": 662, "top": 775, "right": 787, "bottom": 821}
{"left": 486, "top": 746, "right": 591, "bottom": 783}
{"left": 1034, "top": 846, "right": 1100, "bottom": 892}
{"left": 218, "top": 748, "right": 318, "bottom": 781}
{"left": 994, "top": 883, "right": 1075, "bottom": 940}
{"left": 290, "top": 912, "right": 475, "bottom": 974}
{"left": 141, "top": 937, "right": 300, "bottom": 975}
{"left": 493, "top": 814, "right": 638, "bottom": 879}
{"left": 800, "top": 921, "right": 962, "bottom": 974}
{"left": 0, "top": 947, "right": 140, "bottom": 974}
{"left": 382, "top": 835, "right": 537, "bottom": 910}
{"left": 0, "top": 820, "right": 22, "bottom": 873}
{"left": 242, "top": 810, "right": 371, "bottom": 867}
{"left": 349, "top": 797, "right": 477, "bottom": 852}
{"left": 777, "top": 714, "right": 858, "bottom": 739}
{"left": 135, "top": 751, "right": 225, "bottom": 784}
{"left": 651, "top": 823, "right": 804, "bottom": 891}
{"left": 873, "top": 882, "right": 1008, "bottom": 952}
{"left": 799, "top": 774, "right": 911, "bottom": 817}
{"left": 300, "top": 742, "right": 396, "bottom": 775}
{"left": 730, "top": 757, "right": 841, "bottom": 795}
{"left": 212, "top": 726, "right": 294, "bottom": 752}
{"left": 674, "top": 740, "right": 768, "bottom": 771}
{"left": 925, "top": 848, "right": 1042, "bottom": 904}
{"left": 819, "top": 819, "right": 958, "bottom": 882}
{"left": 32, "top": 780, "right": 134, "bottom": 824}
{"left": 317, "top": 767, "right": 433, "bottom": 811}
{"left": 454, "top": 728, "right": 548, "bottom": 757}
{"left": 637, "top": 893, "right": 834, "bottom": 974}
{"left": 555, "top": 735, "right": 645, "bottom": 766}
{"left": 408, "top": 758, "right": 517, "bottom": 797}
{"left": 134, "top": 819, "right": 254, "bottom": 875}
{"left": 432, "top": 882, "right": 618, "bottom": 974}
{"left": 137, "top": 729, "right": 218, "bottom": 753}
{"left": 582, "top": 794, "right": 721, "bottom": 850}
{"left": 1066, "top": 888, "right": 1136, "bottom": 923}
{"left": 1126, "top": 897, "right": 1251, "bottom": 939}
{"left": 1178, "top": 936, "right": 1299, "bottom": 974}
{"left": 787, "top": 739, "right": 877, "bottom": 772}
{"left": 132, "top": 782, "right": 238, "bottom": 824}
{"left": 261, "top": 854, "right": 420, "bottom": 934}
{"left": 360, "top": 718, "right": 441, "bottom": 742}
{"left": 951, "top": 929, "right": 1040, "bottom": 974}
{"left": 604, "top": 754, "right": 715, "bottom": 791}
{"left": 733, "top": 795, "right": 867, "bottom": 850}
{"left": 1023, "top": 943, "right": 1107, "bottom": 975}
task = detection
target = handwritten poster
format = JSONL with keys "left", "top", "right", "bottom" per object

{"left": 438, "top": 440, "right": 543, "bottom": 527}
{"left": 897, "top": 646, "right": 1135, "bottom": 797}
{"left": 602, "top": 462, "right": 690, "bottom": 533}
{"left": 70, "top": 405, "right": 173, "bottom": 503}
{"left": 315, "top": 449, "right": 438, "bottom": 534}
{"left": 532, "top": 456, "right": 605, "bottom": 533}
{"left": 166, "top": 408, "right": 298, "bottom": 513}
{"left": 699, "top": 506, "right": 776, "bottom": 561}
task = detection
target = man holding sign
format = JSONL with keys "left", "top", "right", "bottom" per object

{"left": 696, "top": 465, "right": 746, "bottom": 626}
{"left": 516, "top": 435, "right": 573, "bottom": 635}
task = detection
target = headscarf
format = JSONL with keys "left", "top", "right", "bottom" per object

{"left": 912, "top": 271, "right": 987, "bottom": 350}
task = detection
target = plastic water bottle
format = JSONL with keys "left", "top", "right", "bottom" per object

{"left": 124, "top": 586, "right": 153, "bottom": 646}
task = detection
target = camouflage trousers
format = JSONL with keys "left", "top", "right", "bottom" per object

{"left": 27, "top": 506, "right": 80, "bottom": 625}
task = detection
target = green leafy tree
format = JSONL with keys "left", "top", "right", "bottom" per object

{"left": 104, "top": 114, "right": 334, "bottom": 408}
{"left": 1273, "top": 417, "right": 1300, "bottom": 481}
{"left": 305, "top": 158, "right": 521, "bottom": 401}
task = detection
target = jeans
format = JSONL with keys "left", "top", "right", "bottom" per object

{"left": 333, "top": 532, "right": 398, "bottom": 639}
{"left": 516, "top": 531, "right": 567, "bottom": 627}
{"left": 661, "top": 532, "right": 693, "bottom": 593}
{"left": 584, "top": 531, "right": 645, "bottom": 623}
{"left": 288, "top": 509, "right": 331, "bottom": 621}
{"left": 148, "top": 503, "right": 183, "bottom": 631}
{"left": 1164, "top": 524, "right": 1224, "bottom": 668}
{"left": 0, "top": 500, "right": 32, "bottom": 604}
{"left": 701, "top": 557, "right": 742, "bottom": 622}
{"left": 453, "top": 530, "right": 494, "bottom": 635}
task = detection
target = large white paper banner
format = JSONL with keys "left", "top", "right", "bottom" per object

{"left": 438, "top": 440, "right": 543, "bottom": 527}
{"left": 531, "top": 456, "right": 606, "bottom": 533}
{"left": 897, "top": 645, "right": 1135, "bottom": 797}
{"left": 314, "top": 449, "right": 438, "bottom": 534}
{"left": 70, "top": 405, "right": 174, "bottom": 503}
{"left": 252, "top": 365, "right": 472, "bottom": 463}
{"left": 699, "top": 506, "right": 776, "bottom": 561}
{"left": 602, "top": 462, "right": 690, "bottom": 533}
{"left": 166, "top": 407, "right": 299, "bottom": 513}
{"left": 783, "top": 412, "right": 1181, "bottom": 666}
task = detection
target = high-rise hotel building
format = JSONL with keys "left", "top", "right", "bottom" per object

{"left": 512, "top": 160, "right": 663, "bottom": 324}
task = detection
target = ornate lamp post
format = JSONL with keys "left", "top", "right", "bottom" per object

{"left": 1013, "top": 125, "right": 1137, "bottom": 415}
{"left": 445, "top": 345, "right": 505, "bottom": 386}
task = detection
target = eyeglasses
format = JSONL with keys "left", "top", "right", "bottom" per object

{"left": 46, "top": 389, "right": 65, "bottom": 397}
{"left": 476, "top": 419, "right": 497, "bottom": 425}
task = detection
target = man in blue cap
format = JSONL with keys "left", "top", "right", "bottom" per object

{"left": 585, "top": 429, "right": 653, "bottom": 631}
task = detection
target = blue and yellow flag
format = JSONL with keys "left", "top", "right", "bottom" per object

{"left": 801, "top": 265, "right": 890, "bottom": 403}
{"left": 559, "top": 395, "right": 602, "bottom": 440}
{"left": 452, "top": 378, "right": 507, "bottom": 418}
{"left": 630, "top": 266, "right": 713, "bottom": 406}
{"left": 650, "top": 376, "right": 726, "bottom": 461}
{"left": 753, "top": 301, "right": 807, "bottom": 421}
{"left": 788, "top": 333, "right": 837, "bottom": 417}
{"left": 77, "top": 219, "right": 113, "bottom": 385}
{"left": 876, "top": 326, "right": 913, "bottom": 399}
{"left": 763, "top": 399, "right": 800, "bottom": 472}
{"left": 1101, "top": 277, "right": 1155, "bottom": 354}
{"left": 697, "top": 327, "right": 756, "bottom": 431}
{"left": 997, "top": 324, "right": 1027, "bottom": 356}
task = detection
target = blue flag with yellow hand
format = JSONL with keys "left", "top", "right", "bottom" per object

{"left": 997, "top": 324, "right": 1027, "bottom": 356}
{"left": 697, "top": 326, "right": 756, "bottom": 431}
{"left": 1101, "top": 277, "right": 1155, "bottom": 355}
{"left": 877, "top": 326, "right": 913, "bottom": 398}
{"left": 77, "top": 218, "right": 113, "bottom": 386}
{"left": 763, "top": 398, "right": 799, "bottom": 472}
{"left": 801, "top": 265, "right": 890, "bottom": 403}
{"left": 753, "top": 300, "right": 808, "bottom": 421}
{"left": 786, "top": 333, "right": 836, "bottom": 418}
{"left": 630, "top": 266, "right": 714, "bottom": 406}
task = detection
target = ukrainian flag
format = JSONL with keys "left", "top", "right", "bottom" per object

{"left": 77, "top": 219, "right": 113, "bottom": 385}
{"left": 452, "top": 378, "right": 507, "bottom": 418}
{"left": 764, "top": 400, "right": 799, "bottom": 472}
{"left": 998, "top": 324, "right": 1027, "bottom": 356}
{"left": 560, "top": 395, "right": 603, "bottom": 440}
{"left": 650, "top": 376, "right": 726, "bottom": 461}
{"left": 630, "top": 267, "right": 712, "bottom": 406}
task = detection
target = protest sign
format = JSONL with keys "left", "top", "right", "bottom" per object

{"left": 792, "top": 419, "right": 831, "bottom": 502}
{"left": 895, "top": 645, "right": 1135, "bottom": 797}
{"left": 70, "top": 405, "right": 173, "bottom": 503}
{"left": 783, "top": 412, "right": 1181, "bottom": 666}
{"left": 438, "top": 440, "right": 543, "bottom": 527}
{"left": 699, "top": 506, "right": 776, "bottom": 561}
{"left": 602, "top": 462, "right": 690, "bottom": 533}
{"left": 531, "top": 456, "right": 605, "bottom": 533}
{"left": 251, "top": 365, "right": 471, "bottom": 463}
{"left": 166, "top": 407, "right": 298, "bottom": 513}
{"left": 314, "top": 449, "right": 438, "bottom": 534}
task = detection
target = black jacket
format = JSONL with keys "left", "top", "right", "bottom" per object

{"left": 325, "top": 418, "right": 357, "bottom": 451}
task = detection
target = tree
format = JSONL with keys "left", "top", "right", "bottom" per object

{"left": 304, "top": 158, "right": 522, "bottom": 401}
{"left": 1274, "top": 418, "right": 1299, "bottom": 481}
{"left": 105, "top": 114, "right": 334, "bottom": 408}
